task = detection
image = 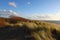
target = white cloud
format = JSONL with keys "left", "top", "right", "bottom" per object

{"left": 26, "top": 12, "right": 60, "bottom": 20}
{"left": 0, "top": 9, "right": 19, "bottom": 18}
{"left": 9, "top": 2, "right": 17, "bottom": 7}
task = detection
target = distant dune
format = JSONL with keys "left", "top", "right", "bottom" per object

{"left": 0, "top": 17, "right": 60, "bottom": 40}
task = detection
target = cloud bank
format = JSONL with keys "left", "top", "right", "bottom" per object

{"left": 0, "top": 9, "right": 19, "bottom": 18}
{"left": 26, "top": 12, "right": 60, "bottom": 20}
{"left": 0, "top": 9, "right": 60, "bottom": 20}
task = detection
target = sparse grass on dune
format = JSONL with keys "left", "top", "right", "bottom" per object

{"left": 0, "top": 17, "right": 60, "bottom": 40}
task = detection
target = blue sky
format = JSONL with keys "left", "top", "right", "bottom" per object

{"left": 0, "top": 0, "right": 60, "bottom": 20}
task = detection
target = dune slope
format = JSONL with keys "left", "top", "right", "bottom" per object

{"left": 0, "top": 17, "right": 60, "bottom": 40}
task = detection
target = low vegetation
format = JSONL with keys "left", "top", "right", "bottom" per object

{"left": 0, "top": 17, "right": 60, "bottom": 40}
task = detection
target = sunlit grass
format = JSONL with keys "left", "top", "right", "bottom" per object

{"left": 0, "top": 18, "right": 60, "bottom": 40}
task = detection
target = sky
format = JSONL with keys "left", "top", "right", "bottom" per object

{"left": 0, "top": 0, "right": 60, "bottom": 20}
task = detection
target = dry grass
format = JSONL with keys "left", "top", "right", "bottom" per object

{"left": 0, "top": 17, "right": 60, "bottom": 40}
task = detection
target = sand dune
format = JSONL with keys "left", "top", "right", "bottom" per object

{"left": 0, "top": 17, "right": 60, "bottom": 40}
